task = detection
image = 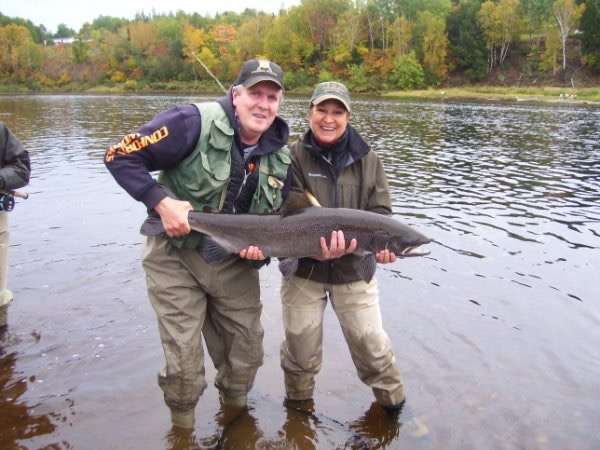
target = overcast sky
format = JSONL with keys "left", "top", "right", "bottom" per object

{"left": 2, "top": 0, "right": 299, "bottom": 34}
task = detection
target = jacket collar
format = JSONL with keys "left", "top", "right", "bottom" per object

{"left": 302, "top": 124, "right": 370, "bottom": 168}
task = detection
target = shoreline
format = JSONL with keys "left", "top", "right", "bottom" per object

{"left": 383, "top": 86, "right": 600, "bottom": 107}
{"left": 2, "top": 84, "right": 599, "bottom": 107}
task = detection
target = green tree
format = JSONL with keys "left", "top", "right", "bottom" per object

{"left": 447, "top": 0, "right": 488, "bottom": 81}
{"left": 416, "top": 11, "right": 449, "bottom": 84}
{"left": 478, "top": 0, "right": 522, "bottom": 71}
{"left": 264, "top": 12, "right": 313, "bottom": 69}
{"left": 330, "top": 7, "right": 364, "bottom": 65}
{"left": 194, "top": 46, "right": 219, "bottom": 84}
{"left": 520, "top": 0, "right": 554, "bottom": 35}
{"left": 71, "top": 39, "right": 90, "bottom": 64}
{"left": 86, "top": 16, "right": 129, "bottom": 34}
{"left": 390, "top": 15, "right": 413, "bottom": 57}
{"left": 539, "top": 21, "right": 562, "bottom": 73}
{"left": 347, "top": 64, "right": 373, "bottom": 91}
{"left": 55, "top": 23, "right": 75, "bottom": 38}
{"left": 151, "top": 16, "right": 189, "bottom": 81}
{"left": 235, "top": 16, "right": 268, "bottom": 61}
{"left": 580, "top": 0, "right": 600, "bottom": 72}
{"left": 393, "top": 0, "right": 452, "bottom": 20}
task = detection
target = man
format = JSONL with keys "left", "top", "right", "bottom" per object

{"left": 280, "top": 82, "right": 405, "bottom": 413}
{"left": 0, "top": 123, "right": 31, "bottom": 329}
{"left": 104, "top": 59, "right": 291, "bottom": 429}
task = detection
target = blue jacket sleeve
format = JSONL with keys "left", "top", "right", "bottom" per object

{"left": 104, "top": 105, "right": 201, "bottom": 209}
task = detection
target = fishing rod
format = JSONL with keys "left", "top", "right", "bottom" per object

{"left": 191, "top": 52, "right": 227, "bottom": 94}
{"left": 7, "top": 190, "right": 28, "bottom": 200}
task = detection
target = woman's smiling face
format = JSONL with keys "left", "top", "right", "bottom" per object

{"left": 308, "top": 99, "right": 350, "bottom": 147}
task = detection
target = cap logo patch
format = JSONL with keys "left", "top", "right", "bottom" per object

{"left": 256, "top": 59, "right": 274, "bottom": 74}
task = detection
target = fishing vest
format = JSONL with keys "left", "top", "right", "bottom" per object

{"left": 158, "top": 101, "right": 291, "bottom": 249}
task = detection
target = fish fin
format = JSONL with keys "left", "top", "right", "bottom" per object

{"left": 304, "top": 191, "right": 321, "bottom": 207}
{"left": 140, "top": 215, "right": 166, "bottom": 236}
{"left": 356, "top": 254, "right": 377, "bottom": 283}
{"left": 200, "top": 238, "right": 233, "bottom": 264}
{"left": 278, "top": 258, "right": 299, "bottom": 278}
{"left": 279, "top": 190, "right": 321, "bottom": 216}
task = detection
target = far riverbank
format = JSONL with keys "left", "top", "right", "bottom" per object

{"left": 2, "top": 82, "right": 599, "bottom": 106}
{"left": 384, "top": 86, "right": 600, "bottom": 106}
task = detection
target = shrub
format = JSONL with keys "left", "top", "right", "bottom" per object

{"left": 318, "top": 70, "right": 333, "bottom": 82}
{"left": 347, "top": 64, "right": 372, "bottom": 93}
{"left": 283, "top": 69, "right": 314, "bottom": 90}
{"left": 389, "top": 52, "right": 425, "bottom": 90}
{"left": 110, "top": 71, "right": 126, "bottom": 83}
{"left": 124, "top": 80, "right": 138, "bottom": 91}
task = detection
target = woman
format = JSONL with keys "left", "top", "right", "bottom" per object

{"left": 280, "top": 82, "right": 405, "bottom": 412}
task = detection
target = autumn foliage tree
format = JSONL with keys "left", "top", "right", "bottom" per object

{"left": 478, "top": 0, "right": 522, "bottom": 71}
{"left": 0, "top": 0, "right": 598, "bottom": 91}
{"left": 416, "top": 11, "right": 449, "bottom": 84}
{"left": 0, "top": 24, "right": 41, "bottom": 81}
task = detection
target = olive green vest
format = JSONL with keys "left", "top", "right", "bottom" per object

{"left": 158, "top": 102, "right": 290, "bottom": 249}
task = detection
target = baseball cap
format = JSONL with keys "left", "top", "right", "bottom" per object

{"left": 310, "top": 81, "right": 351, "bottom": 112}
{"left": 234, "top": 59, "right": 284, "bottom": 89}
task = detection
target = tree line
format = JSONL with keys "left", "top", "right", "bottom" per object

{"left": 1, "top": 0, "right": 599, "bottom": 92}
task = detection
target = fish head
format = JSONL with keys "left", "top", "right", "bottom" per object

{"left": 383, "top": 231, "right": 432, "bottom": 258}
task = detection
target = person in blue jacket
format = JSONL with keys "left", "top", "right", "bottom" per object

{"left": 104, "top": 59, "right": 292, "bottom": 430}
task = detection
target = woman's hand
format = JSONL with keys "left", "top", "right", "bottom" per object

{"left": 316, "top": 230, "right": 357, "bottom": 260}
{"left": 376, "top": 249, "right": 397, "bottom": 264}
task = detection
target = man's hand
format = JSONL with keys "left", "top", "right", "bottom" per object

{"left": 239, "top": 246, "right": 266, "bottom": 260}
{"left": 317, "top": 230, "right": 358, "bottom": 260}
{"left": 376, "top": 249, "right": 397, "bottom": 264}
{"left": 154, "top": 197, "right": 193, "bottom": 237}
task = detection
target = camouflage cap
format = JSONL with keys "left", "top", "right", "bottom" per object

{"left": 310, "top": 81, "right": 351, "bottom": 112}
{"left": 234, "top": 59, "right": 284, "bottom": 89}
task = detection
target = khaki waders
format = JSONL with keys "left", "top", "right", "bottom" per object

{"left": 280, "top": 276, "right": 405, "bottom": 407}
{"left": 0, "top": 212, "right": 13, "bottom": 327}
{"left": 143, "top": 236, "right": 264, "bottom": 428}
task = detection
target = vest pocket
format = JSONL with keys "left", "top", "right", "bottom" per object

{"left": 259, "top": 181, "right": 282, "bottom": 210}
{"left": 202, "top": 121, "right": 233, "bottom": 181}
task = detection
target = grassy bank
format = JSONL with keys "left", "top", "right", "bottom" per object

{"left": 3, "top": 82, "right": 600, "bottom": 106}
{"left": 0, "top": 80, "right": 223, "bottom": 95}
{"left": 384, "top": 86, "right": 600, "bottom": 105}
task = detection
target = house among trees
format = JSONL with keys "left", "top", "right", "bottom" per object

{"left": 53, "top": 36, "right": 76, "bottom": 45}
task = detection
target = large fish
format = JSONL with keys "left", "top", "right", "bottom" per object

{"left": 142, "top": 206, "right": 431, "bottom": 280}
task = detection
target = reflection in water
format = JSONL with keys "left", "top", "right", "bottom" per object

{"left": 0, "top": 331, "right": 68, "bottom": 449}
{"left": 345, "top": 402, "right": 402, "bottom": 449}
{"left": 216, "top": 398, "right": 410, "bottom": 450}
{"left": 0, "top": 95, "right": 599, "bottom": 449}
{"left": 161, "top": 398, "right": 406, "bottom": 450}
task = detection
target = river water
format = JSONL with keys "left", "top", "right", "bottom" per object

{"left": 1, "top": 94, "right": 599, "bottom": 450}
